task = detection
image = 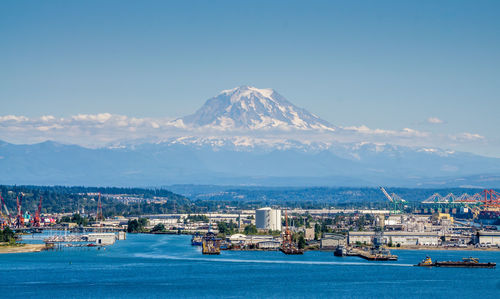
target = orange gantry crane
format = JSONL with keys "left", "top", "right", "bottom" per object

{"left": 33, "top": 196, "right": 43, "bottom": 227}
{"left": 481, "top": 189, "right": 500, "bottom": 209}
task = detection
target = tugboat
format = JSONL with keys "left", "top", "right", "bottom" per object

{"left": 416, "top": 256, "right": 434, "bottom": 267}
{"left": 191, "top": 233, "right": 203, "bottom": 246}
{"left": 280, "top": 209, "right": 304, "bottom": 255}
{"left": 416, "top": 256, "right": 496, "bottom": 268}
{"left": 334, "top": 245, "right": 347, "bottom": 257}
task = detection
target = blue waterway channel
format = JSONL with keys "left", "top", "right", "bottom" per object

{"left": 0, "top": 232, "right": 499, "bottom": 298}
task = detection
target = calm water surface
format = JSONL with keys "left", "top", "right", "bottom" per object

{"left": 1, "top": 233, "right": 499, "bottom": 298}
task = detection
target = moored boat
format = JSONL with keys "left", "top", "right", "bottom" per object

{"left": 201, "top": 232, "right": 221, "bottom": 255}
{"left": 334, "top": 245, "right": 347, "bottom": 257}
{"left": 280, "top": 244, "right": 304, "bottom": 255}
{"left": 191, "top": 233, "right": 203, "bottom": 246}
{"left": 280, "top": 209, "right": 304, "bottom": 255}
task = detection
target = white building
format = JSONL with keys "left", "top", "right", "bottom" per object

{"left": 348, "top": 231, "right": 440, "bottom": 246}
{"left": 228, "top": 234, "right": 280, "bottom": 247}
{"left": 477, "top": 231, "right": 500, "bottom": 246}
{"left": 255, "top": 208, "right": 282, "bottom": 231}
{"left": 86, "top": 233, "right": 116, "bottom": 245}
{"left": 321, "top": 234, "right": 346, "bottom": 249}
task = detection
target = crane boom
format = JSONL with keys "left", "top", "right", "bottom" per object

{"left": 380, "top": 187, "right": 394, "bottom": 202}
{"left": 1, "top": 195, "right": 11, "bottom": 219}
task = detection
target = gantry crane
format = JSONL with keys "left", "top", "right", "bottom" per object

{"left": 33, "top": 196, "right": 43, "bottom": 227}
{"left": 14, "top": 195, "right": 24, "bottom": 228}
{"left": 380, "top": 187, "right": 406, "bottom": 214}
{"left": 0, "top": 195, "right": 12, "bottom": 227}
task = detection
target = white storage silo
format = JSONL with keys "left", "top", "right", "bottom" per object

{"left": 256, "top": 207, "right": 282, "bottom": 231}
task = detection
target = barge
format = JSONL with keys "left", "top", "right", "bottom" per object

{"left": 416, "top": 256, "right": 496, "bottom": 268}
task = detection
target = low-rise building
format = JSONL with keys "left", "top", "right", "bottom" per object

{"left": 87, "top": 233, "right": 116, "bottom": 245}
{"left": 304, "top": 228, "right": 315, "bottom": 240}
{"left": 320, "top": 234, "right": 346, "bottom": 249}
{"left": 477, "top": 231, "right": 500, "bottom": 246}
{"left": 228, "top": 234, "right": 280, "bottom": 247}
{"left": 257, "top": 240, "right": 281, "bottom": 250}
{"left": 348, "top": 231, "right": 440, "bottom": 246}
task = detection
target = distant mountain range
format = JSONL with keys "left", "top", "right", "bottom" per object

{"left": 1, "top": 139, "right": 499, "bottom": 187}
{"left": 1, "top": 86, "right": 499, "bottom": 188}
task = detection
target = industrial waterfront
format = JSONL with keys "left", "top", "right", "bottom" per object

{"left": 1, "top": 233, "right": 499, "bottom": 298}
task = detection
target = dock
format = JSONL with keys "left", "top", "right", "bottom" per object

{"left": 345, "top": 247, "right": 398, "bottom": 261}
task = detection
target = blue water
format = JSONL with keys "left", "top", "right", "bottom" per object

{"left": 1, "top": 233, "right": 499, "bottom": 298}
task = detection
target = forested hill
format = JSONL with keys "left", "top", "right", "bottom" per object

{"left": 0, "top": 185, "right": 190, "bottom": 217}
{"left": 0, "top": 185, "right": 493, "bottom": 217}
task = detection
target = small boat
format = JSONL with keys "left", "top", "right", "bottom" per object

{"left": 334, "top": 245, "right": 347, "bottom": 257}
{"left": 191, "top": 233, "right": 203, "bottom": 246}
{"left": 416, "top": 256, "right": 496, "bottom": 268}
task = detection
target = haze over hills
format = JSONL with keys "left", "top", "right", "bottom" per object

{"left": 1, "top": 86, "right": 499, "bottom": 187}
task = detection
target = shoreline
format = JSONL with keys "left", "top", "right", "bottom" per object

{"left": 388, "top": 246, "right": 500, "bottom": 251}
{"left": 0, "top": 243, "right": 47, "bottom": 254}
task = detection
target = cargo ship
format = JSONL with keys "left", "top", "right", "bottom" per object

{"left": 416, "top": 256, "right": 496, "bottom": 268}
{"left": 201, "top": 232, "right": 221, "bottom": 255}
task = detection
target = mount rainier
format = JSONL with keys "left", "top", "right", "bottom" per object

{"left": 179, "top": 86, "right": 334, "bottom": 131}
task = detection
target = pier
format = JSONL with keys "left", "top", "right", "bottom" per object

{"left": 345, "top": 247, "right": 398, "bottom": 261}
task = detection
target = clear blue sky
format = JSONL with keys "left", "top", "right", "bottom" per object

{"left": 1, "top": 0, "right": 499, "bottom": 155}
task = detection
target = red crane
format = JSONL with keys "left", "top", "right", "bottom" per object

{"left": 96, "top": 192, "right": 103, "bottom": 221}
{"left": 283, "top": 209, "right": 292, "bottom": 246}
{"left": 33, "top": 196, "right": 43, "bottom": 227}
{"left": 0, "top": 195, "right": 12, "bottom": 226}
{"left": 15, "top": 195, "right": 24, "bottom": 228}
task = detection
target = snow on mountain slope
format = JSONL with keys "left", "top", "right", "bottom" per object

{"left": 180, "top": 86, "right": 335, "bottom": 130}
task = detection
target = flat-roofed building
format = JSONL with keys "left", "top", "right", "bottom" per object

{"left": 348, "top": 231, "right": 440, "bottom": 246}
{"left": 321, "top": 234, "right": 346, "bottom": 249}
{"left": 477, "top": 231, "right": 500, "bottom": 246}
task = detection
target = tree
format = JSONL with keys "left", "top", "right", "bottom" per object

{"left": 244, "top": 224, "right": 258, "bottom": 235}
{"left": 297, "top": 235, "right": 306, "bottom": 249}
{"left": 151, "top": 223, "right": 166, "bottom": 233}
{"left": 127, "top": 218, "right": 148, "bottom": 232}
{"left": 127, "top": 219, "right": 139, "bottom": 233}
{"left": 138, "top": 218, "right": 148, "bottom": 228}
{"left": 0, "top": 227, "right": 16, "bottom": 243}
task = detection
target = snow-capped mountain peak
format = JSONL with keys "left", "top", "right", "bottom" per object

{"left": 180, "top": 86, "right": 335, "bottom": 131}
